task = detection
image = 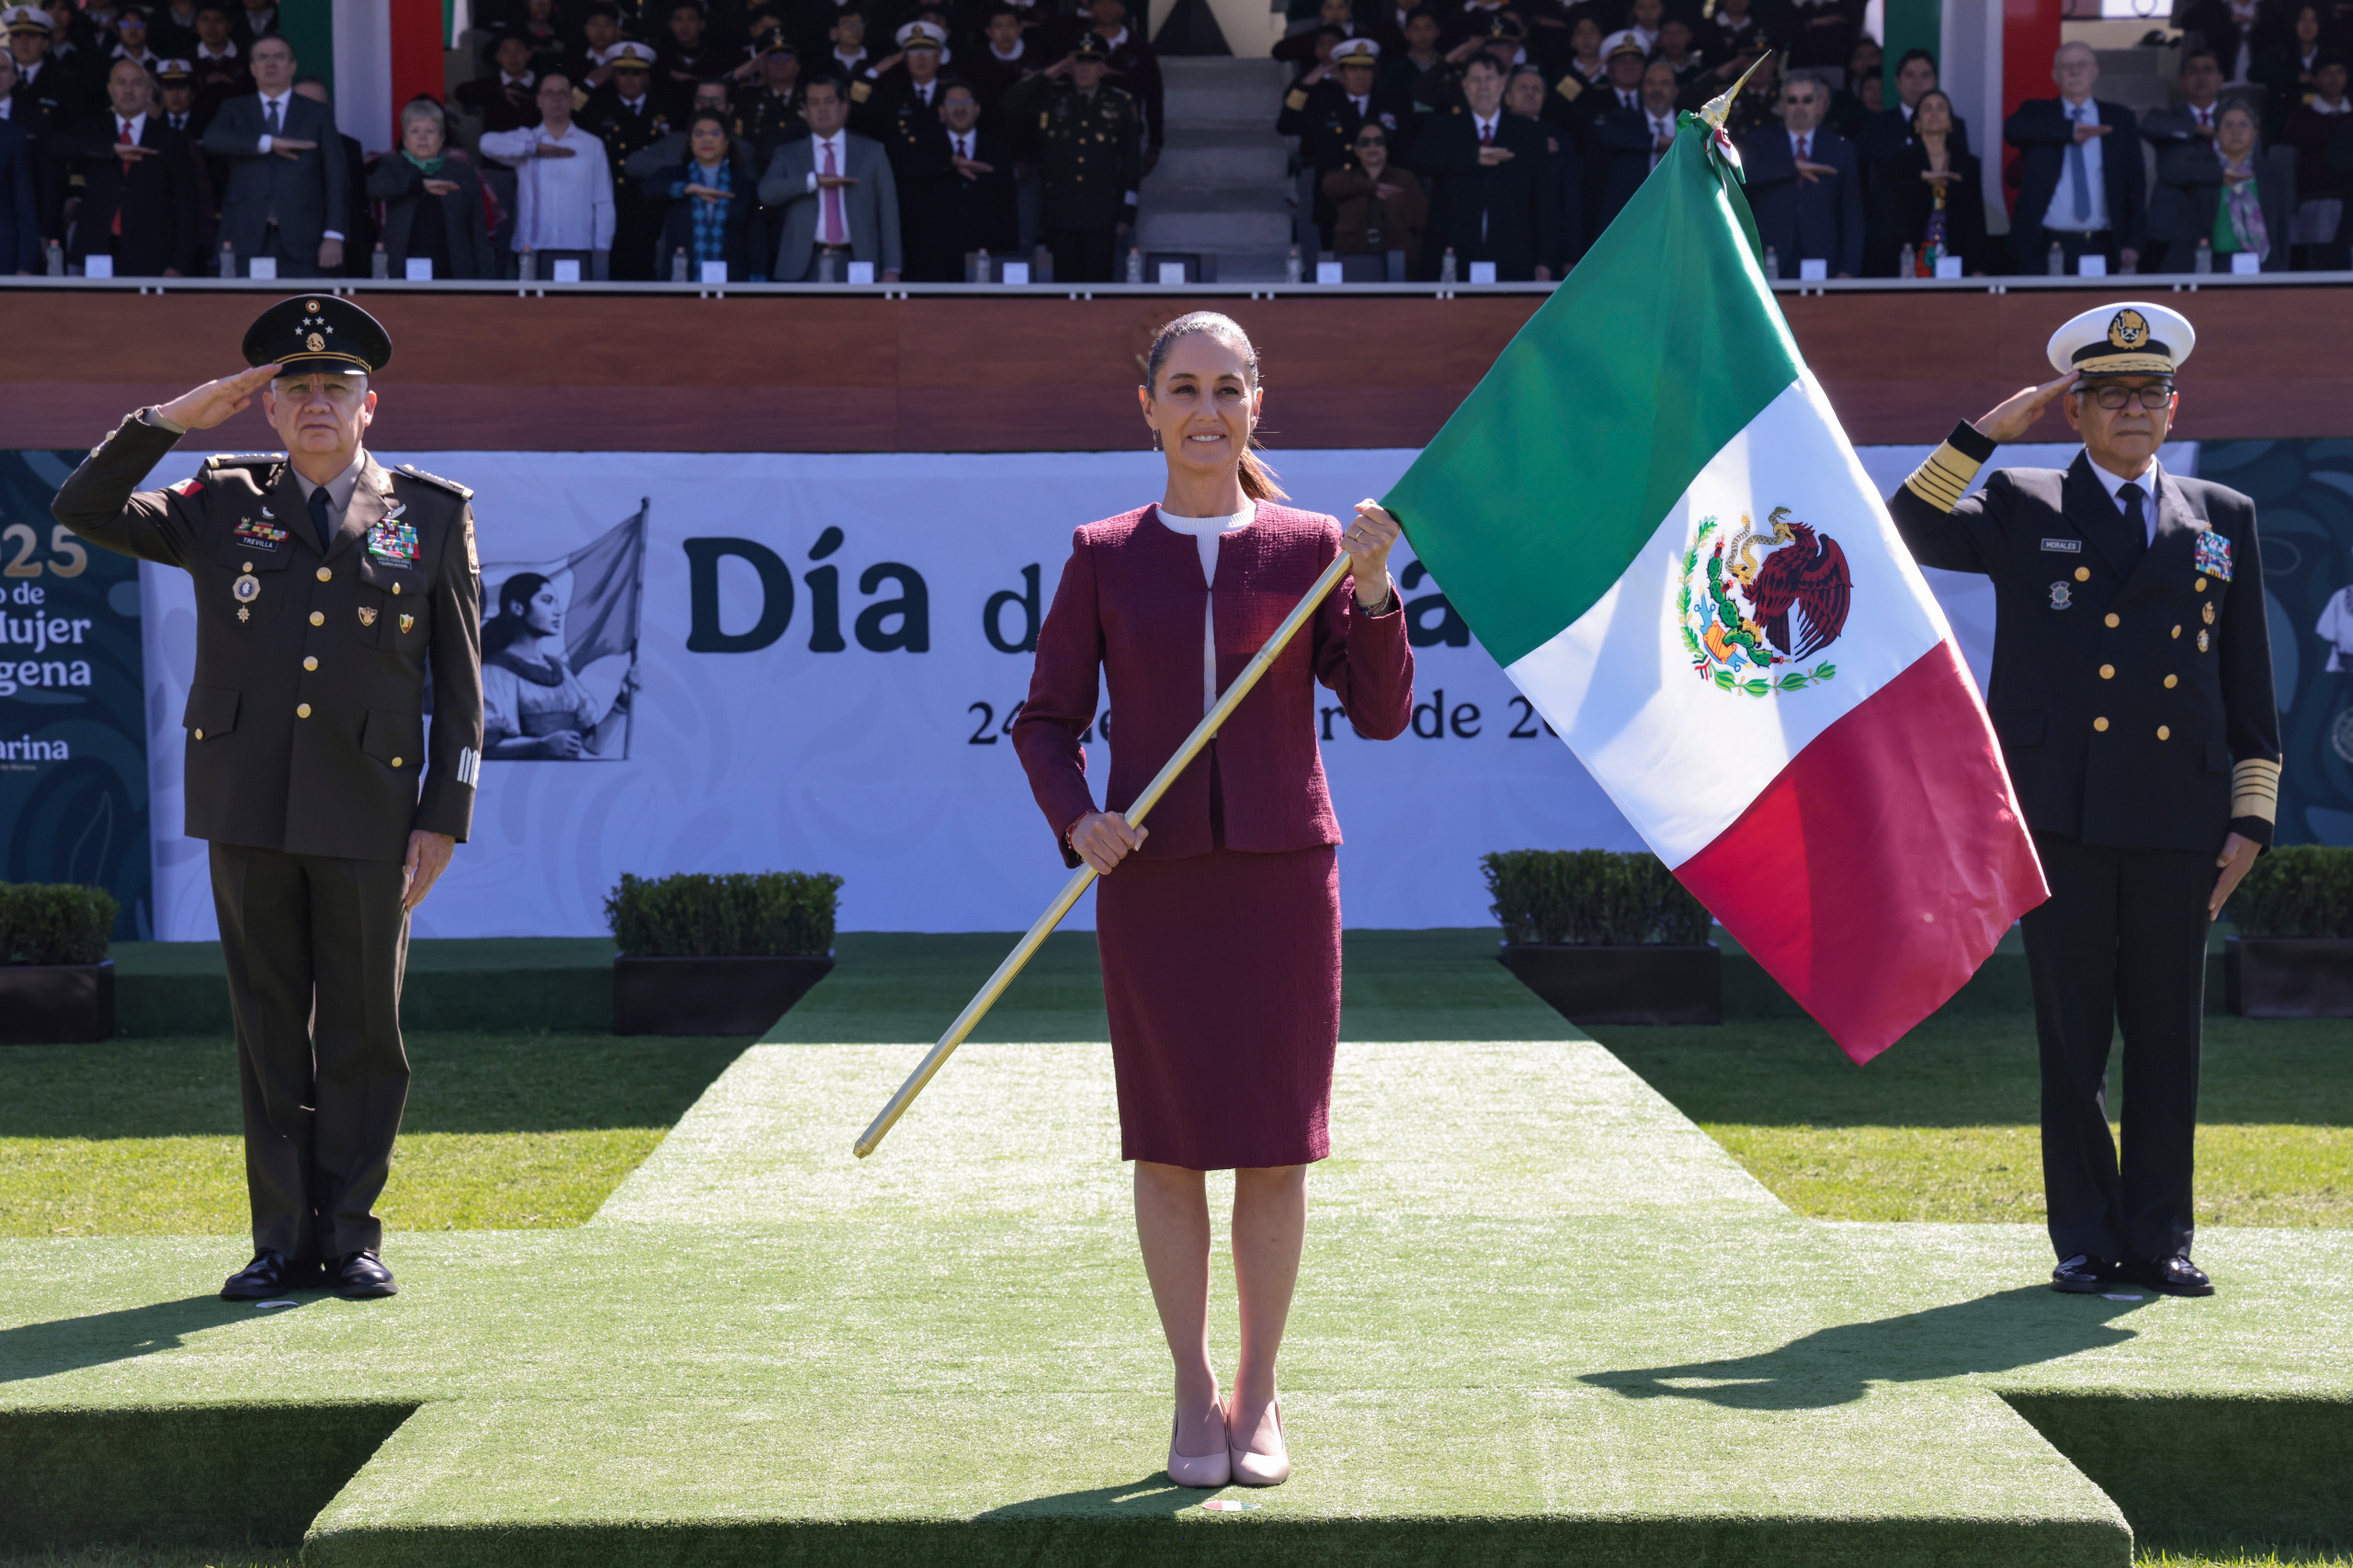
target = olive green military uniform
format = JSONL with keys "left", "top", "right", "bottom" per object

{"left": 1004, "top": 73, "right": 1142, "bottom": 282}
{"left": 51, "top": 412, "right": 483, "bottom": 1266}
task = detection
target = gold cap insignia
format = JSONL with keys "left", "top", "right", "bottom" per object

{"left": 306, "top": 332, "right": 325, "bottom": 352}
{"left": 2108, "top": 309, "right": 2150, "bottom": 349}
{"left": 358, "top": 606, "right": 378, "bottom": 627}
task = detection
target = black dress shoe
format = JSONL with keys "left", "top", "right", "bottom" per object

{"left": 332, "top": 1250, "right": 398, "bottom": 1299}
{"left": 2050, "top": 1254, "right": 2116, "bottom": 1293}
{"left": 220, "top": 1249, "right": 326, "bottom": 1301}
{"left": 2127, "top": 1255, "right": 2214, "bottom": 1297}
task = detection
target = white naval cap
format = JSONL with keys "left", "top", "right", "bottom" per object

{"left": 895, "top": 19, "right": 947, "bottom": 49}
{"left": 1330, "top": 36, "right": 1381, "bottom": 65}
{"left": 2046, "top": 301, "right": 2196, "bottom": 378}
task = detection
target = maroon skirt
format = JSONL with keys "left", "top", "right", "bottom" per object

{"left": 1093, "top": 844, "right": 1341, "bottom": 1170}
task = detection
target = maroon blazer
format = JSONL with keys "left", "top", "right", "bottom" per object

{"left": 1013, "top": 502, "right": 1415, "bottom": 865}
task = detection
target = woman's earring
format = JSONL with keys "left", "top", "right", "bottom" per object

{"left": 1152, "top": 429, "right": 1164, "bottom": 451}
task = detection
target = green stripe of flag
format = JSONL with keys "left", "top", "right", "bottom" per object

{"left": 1381, "top": 121, "right": 1806, "bottom": 668}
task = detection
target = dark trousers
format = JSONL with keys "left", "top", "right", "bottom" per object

{"left": 209, "top": 842, "right": 413, "bottom": 1260}
{"left": 2020, "top": 831, "right": 2212, "bottom": 1267}
{"left": 2014, "top": 225, "right": 2119, "bottom": 276}
{"left": 239, "top": 222, "right": 324, "bottom": 278}
{"left": 1046, "top": 225, "right": 1118, "bottom": 284}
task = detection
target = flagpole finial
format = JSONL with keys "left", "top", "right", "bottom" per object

{"left": 1699, "top": 51, "right": 1772, "bottom": 131}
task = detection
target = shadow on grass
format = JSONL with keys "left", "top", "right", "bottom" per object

{"left": 976, "top": 1475, "right": 1219, "bottom": 1520}
{"left": 0, "top": 1295, "right": 324, "bottom": 1385}
{"left": 1583, "top": 1287, "right": 2154, "bottom": 1409}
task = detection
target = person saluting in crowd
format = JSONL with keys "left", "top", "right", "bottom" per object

{"left": 1011, "top": 312, "right": 1414, "bottom": 1490}
{"left": 50, "top": 297, "right": 484, "bottom": 1304}
{"left": 1886, "top": 301, "right": 2279, "bottom": 1300}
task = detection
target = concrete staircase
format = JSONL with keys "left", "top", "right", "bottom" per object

{"left": 1134, "top": 57, "right": 1296, "bottom": 282}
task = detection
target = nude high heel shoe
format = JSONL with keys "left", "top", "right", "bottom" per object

{"left": 1229, "top": 1399, "right": 1290, "bottom": 1487}
{"left": 1167, "top": 1400, "right": 1233, "bottom": 1489}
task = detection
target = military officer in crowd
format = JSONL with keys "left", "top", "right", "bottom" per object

{"left": 851, "top": 17, "right": 950, "bottom": 173}
{"left": 1888, "top": 301, "right": 2279, "bottom": 1300}
{"left": 1279, "top": 37, "right": 1415, "bottom": 251}
{"left": 1003, "top": 33, "right": 1140, "bottom": 283}
{"left": 50, "top": 297, "right": 483, "bottom": 1303}
{"left": 580, "top": 39, "right": 672, "bottom": 278}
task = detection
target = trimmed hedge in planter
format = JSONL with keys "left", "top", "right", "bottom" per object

{"left": 606, "top": 871, "right": 843, "bottom": 1036}
{"left": 0, "top": 882, "right": 119, "bottom": 1045}
{"left": 1483, "top": 850, "right": 1720, "bottom": 1025}
{"left": 2224, "top": 846, "right": 2353, "bottom": 1017}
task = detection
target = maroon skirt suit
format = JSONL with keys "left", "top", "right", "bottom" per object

{"left": 1011, "top": 503, "right": 1415, "bottom": 1171}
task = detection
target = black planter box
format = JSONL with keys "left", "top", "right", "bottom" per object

{"left": 0, "top": 960, "right": 116, "bottom": 1044}
{"left": 613, "top": 953, "right": 835, "bottom": 1036}
{"left": 2224, "top": 937, "right": 2353, "bottom": 1017}
{"left": 1496, "top": 943, "right": 1721, "bottom": 1026}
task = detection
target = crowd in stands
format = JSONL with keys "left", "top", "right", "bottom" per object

{"left": 0, "top": 0, "right": 2347, "bottom": 283}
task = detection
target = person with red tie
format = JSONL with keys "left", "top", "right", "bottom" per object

{"left": 2141, "top": 48, "right": 2229, "bottom": 272}
{"left": 59, "top": 54, "right": 200, "bottom": 274}
{"left": 1012, "top": 312, "right": 1414, "bottom": 1492}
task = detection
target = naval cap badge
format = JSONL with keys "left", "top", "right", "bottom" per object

{"left": 2109, "top": 308, "right": 2150, "bottom": 348}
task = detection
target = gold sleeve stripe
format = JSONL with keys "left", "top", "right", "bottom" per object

{"left": 2232, "top": 757, "right": 2282, "bottom": 823}
{"left": 1284, "top": 89, "right": 1309, "bottom": 109}
{"left": 1901, "top": 441, "right": 1983, "bottom": 512}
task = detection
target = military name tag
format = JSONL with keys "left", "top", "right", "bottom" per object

{"left": 233, "top": 517, "right": 288, "bottom": 550}
{"left": 2040, "top": 538, "right": 2082, "bottom": 553}
{"left": 2194, "top": 530, "right": 2233, "bottom": 582}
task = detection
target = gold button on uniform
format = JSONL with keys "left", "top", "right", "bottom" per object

{"left": 303, "top": 655, "right": 318, "bottom": 671}
{"left": 2099, "top": 665, "right": 2114, "bottom": 680}
{"left": 2195, "top": 576, "right": 2208, "bottom": 592}
{"left": 2094, "top": 717, "right": 2109, "bottom": 732}
{"left": 2164, "top": 674, "right": 2177, "bottom": 688}
{"left": 2157, "top": 725, "right": 2170, "bottom": 740}
{"left": 241, "top": 562, "right": 254, "bottom": 573}
{"left": 2105, "top": 613, "right": 2120, "bottom": 628}
{"left": 392, "top": 583, "right": 401, "bottom": 596}
{"left": 2171, "top": 625, "right": 2182, "bottom": 639}
{"left": 316, "top": 566, "right": 332, "bottom": 582}
{"left": 192, "top": 729, "right": 203, "bottom": 740}
{"left": 2074, "top": 566, "right": 2090, "bottom": 582}
{"left": 296, "top": 703, "right": 312, "bottom": 719}
{"left": 310, "top": 610, "right": 324, "bottom": 626}
{"left": 390, "top": 756, "right": 404, "bottom": 768}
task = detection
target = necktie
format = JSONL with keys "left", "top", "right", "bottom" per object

{"left": 2067, "top": 102, "right": 2091, "bottom": 222}
{"left": 2117, "top": 482, "right": 2149, "bottom": 564}
{"left": 1479, "top": 120, "right": 1492, "bottom": 145}
{"left": 115, "top": 119, "right": 132, "bottom": 234}
{"left": 266, "top": 97, "right": 280, "bottom": 134}
{"left": 819, "top": 139, "right": 847, "bottom": 244}
{"left": 308, "top": 483, "right": 335, "bottom": 555}
{"left": 1796, "top": 131, "right": 1808, "bottom": 160}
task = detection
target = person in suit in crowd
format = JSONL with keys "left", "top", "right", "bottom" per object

{"left": 0, "top": 53, "right": 37, "bottom": 270}
{"left": 1586, "top": 45, "right": 1671, "bottom": 240}
{"left": 1887, "top": 301, "right": 2278, "bottom": 1300}
{"left": 578, "top": 40, "right": 671, "bottom": 278}
{"left": 200, "top": 33, "right": 347, "bottom": 275}
{"left": 1862, "top": 87, "right": 1985, "bottom": 274}
{"left": 757, "top": 71, "right": 903, "bottom": 278}
{"left": 1002, "top": 35, "right": 1140, "bottom": 281}
{"left": 961, "top": 3, "right": 1037, "bottom": 119}
{"left": 1857, "top": 47, "right": 1970, "bottom": 172}
{"left": 229, "top": 0, "right": 277, "bottom": 49}
{"left": 900, "top": 76, "right": 1015, "bottom": 278}
{"left": 1011, "top": 311, "right": 1412, "bottom": 1494}
{"left": 292, "top": 74, "right": 373, "bottom": 276}
{"left": 368, "top": 97, "right": 497, "bottom": 278}
{"left": 2284, "top": 51, "right": 2349, "bottom": 267}
{"left": 1741, "top": 67, "right": 1863, "bottom": 276}
{"left": 51, "top": 297, "right": 484, "bottom": 1306}
{"left": 1323, "top": 118, "right": 1426, "bottom": 270}
{"left": 2142, "top": 49, "right": 2229, "bottom": 272}
{"left": 618, "top": 76, "right": 736, "bottom": 172}
{"left": 648, "top": 105, "right": 759, "bottom": 276}
{"left": 456, "top": 34, "right": 546, "bottom": 136}
{"left": 480, "top": 72, "right": 615, "bottom": 278}
{"left": 2189, "top": 97, "right": 2295, "bottom": 267}
{"left": 1409, "top": 51, "right": 1556, "bottom": 278}
{"left": 1503, "top": 61, "right": 1581, "bottom": 266}
{"left": 2005, "top": 40, "right": 2144, "bottom": 274}
{"left": 1379, "top": 5, "right": 1441, "bottom": 103}
{"left": 2178, "top": 0, "right": 2288, "bottom": 85}
{"left": 57, "top": 55, "right": 199, "bottom": 274}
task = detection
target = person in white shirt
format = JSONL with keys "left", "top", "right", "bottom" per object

{"left": 480, "top": 71, "right": 615, "bottom": 277}
{"left": 2004, "top": 40, "right": 2144, "bottom": 275}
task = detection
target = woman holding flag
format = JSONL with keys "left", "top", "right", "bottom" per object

{"left": 1010, "top": 312, "right": 1414, "bottom": 1490}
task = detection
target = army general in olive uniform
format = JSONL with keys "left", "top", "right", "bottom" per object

{"left": 1004, "top": 35, "right": 1142, "bottom": 283}
{"left": 1888, "top": 301, "right": 2279, "bottom": 1300}
{"left": 51, "top": 297, "right": 483, "bottom": 1303}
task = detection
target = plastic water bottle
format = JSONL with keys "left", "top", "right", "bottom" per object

{"left": 518, "top": 248, "right": 537, "bottom": 281}
{"left": 1762, "top": 244, "right": 1779, "bottom": 280}
{"left": 818, "top": 250, "right": 837, "bottom": 283}
{"left": 220, "top": 240, "right": 236, "bottom": 278}
{"left": 1898, "top": 242, "right": 1915, "bottom": 278}
{"left": 1126, "top": 246, "right": 1143, "bottom": 283}
{"left": 975, "top": 245, "right": 990, "bottom": 282}
{"left": 45, "top": 239, "right": 63, "bottom": 276}
{"left": 1286, "top": 244, "right": 1302, "bottom": 283}
{"left": 2047, "top": 240, "right": 2064, "bottom": 276}
{"left": 371, "top": 243, "right": 389, "bottom": 278}
{"left": 2194, "top": 237, "right": 2213, "bottom": 275}
{"left": 1440, "top": 246, "right": 1457, "bottom": 283}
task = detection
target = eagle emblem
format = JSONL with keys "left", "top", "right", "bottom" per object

{"left": 358, "top": 606, "right": 378, "bottom": 627}
{"left": 306, "top": 332, "right": 325, "bottom": 352}
{"left": 2109, "top": 308, "right": 2150, "bottom": 349}
{"left": 1677, "top": 507, "right": 1852, "bottom": 696}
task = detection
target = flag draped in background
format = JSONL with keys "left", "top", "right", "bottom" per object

{"left": 1381, "top": 108, "right": 2046, "bottom": 1063}
{"left": 559, "top": 503, "right": 648, "bottom": 671}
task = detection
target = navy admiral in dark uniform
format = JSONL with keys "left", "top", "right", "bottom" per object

{"left": 1888, "top": 301, "right": 2279, "bottom": 1299}
{"left": 50, "top": 297, "right": 484, "bottom": 1303}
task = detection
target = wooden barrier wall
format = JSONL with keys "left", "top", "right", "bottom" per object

{"left": 4, "top": 287, "right": 2345, "bottom": 453}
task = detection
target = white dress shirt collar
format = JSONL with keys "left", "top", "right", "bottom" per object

{"left": 2087, "top": 451, "right": 2163, "bottom": 540}
{"left": 116, "top": 109, "right": 148, "bottom": 140}
{"left": 1472, "top": 109, "right": 1499, "bottom": 139}
{"left": 294, "top": 448, "right": 369, "bottom": 523}
{"left": 990, "top": 39, "right": 1023, "bottom": 61}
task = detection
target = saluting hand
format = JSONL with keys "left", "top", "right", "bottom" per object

{"left": 2210, "top": 832, "right": 2260, "bottom": 922}
{"left": 1972, "top": 370, "right": 2080, "bottom": 444}
{"left": 1071, "top": 809, "right": 1146, "bottom": 874}
{"left": 1345, "top": 499, "right": 1402, "bottom": 608}
{"left": 156, "top": 363, "right": 281, "bottom": 431}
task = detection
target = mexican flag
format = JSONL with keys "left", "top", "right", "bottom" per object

{"left": 1382, "top": 109, "right": 2046, "bottom": 1064}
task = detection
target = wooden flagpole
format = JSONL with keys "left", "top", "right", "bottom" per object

{"left": 853, "top": 549, "right": 1356, "bottom": 1158}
